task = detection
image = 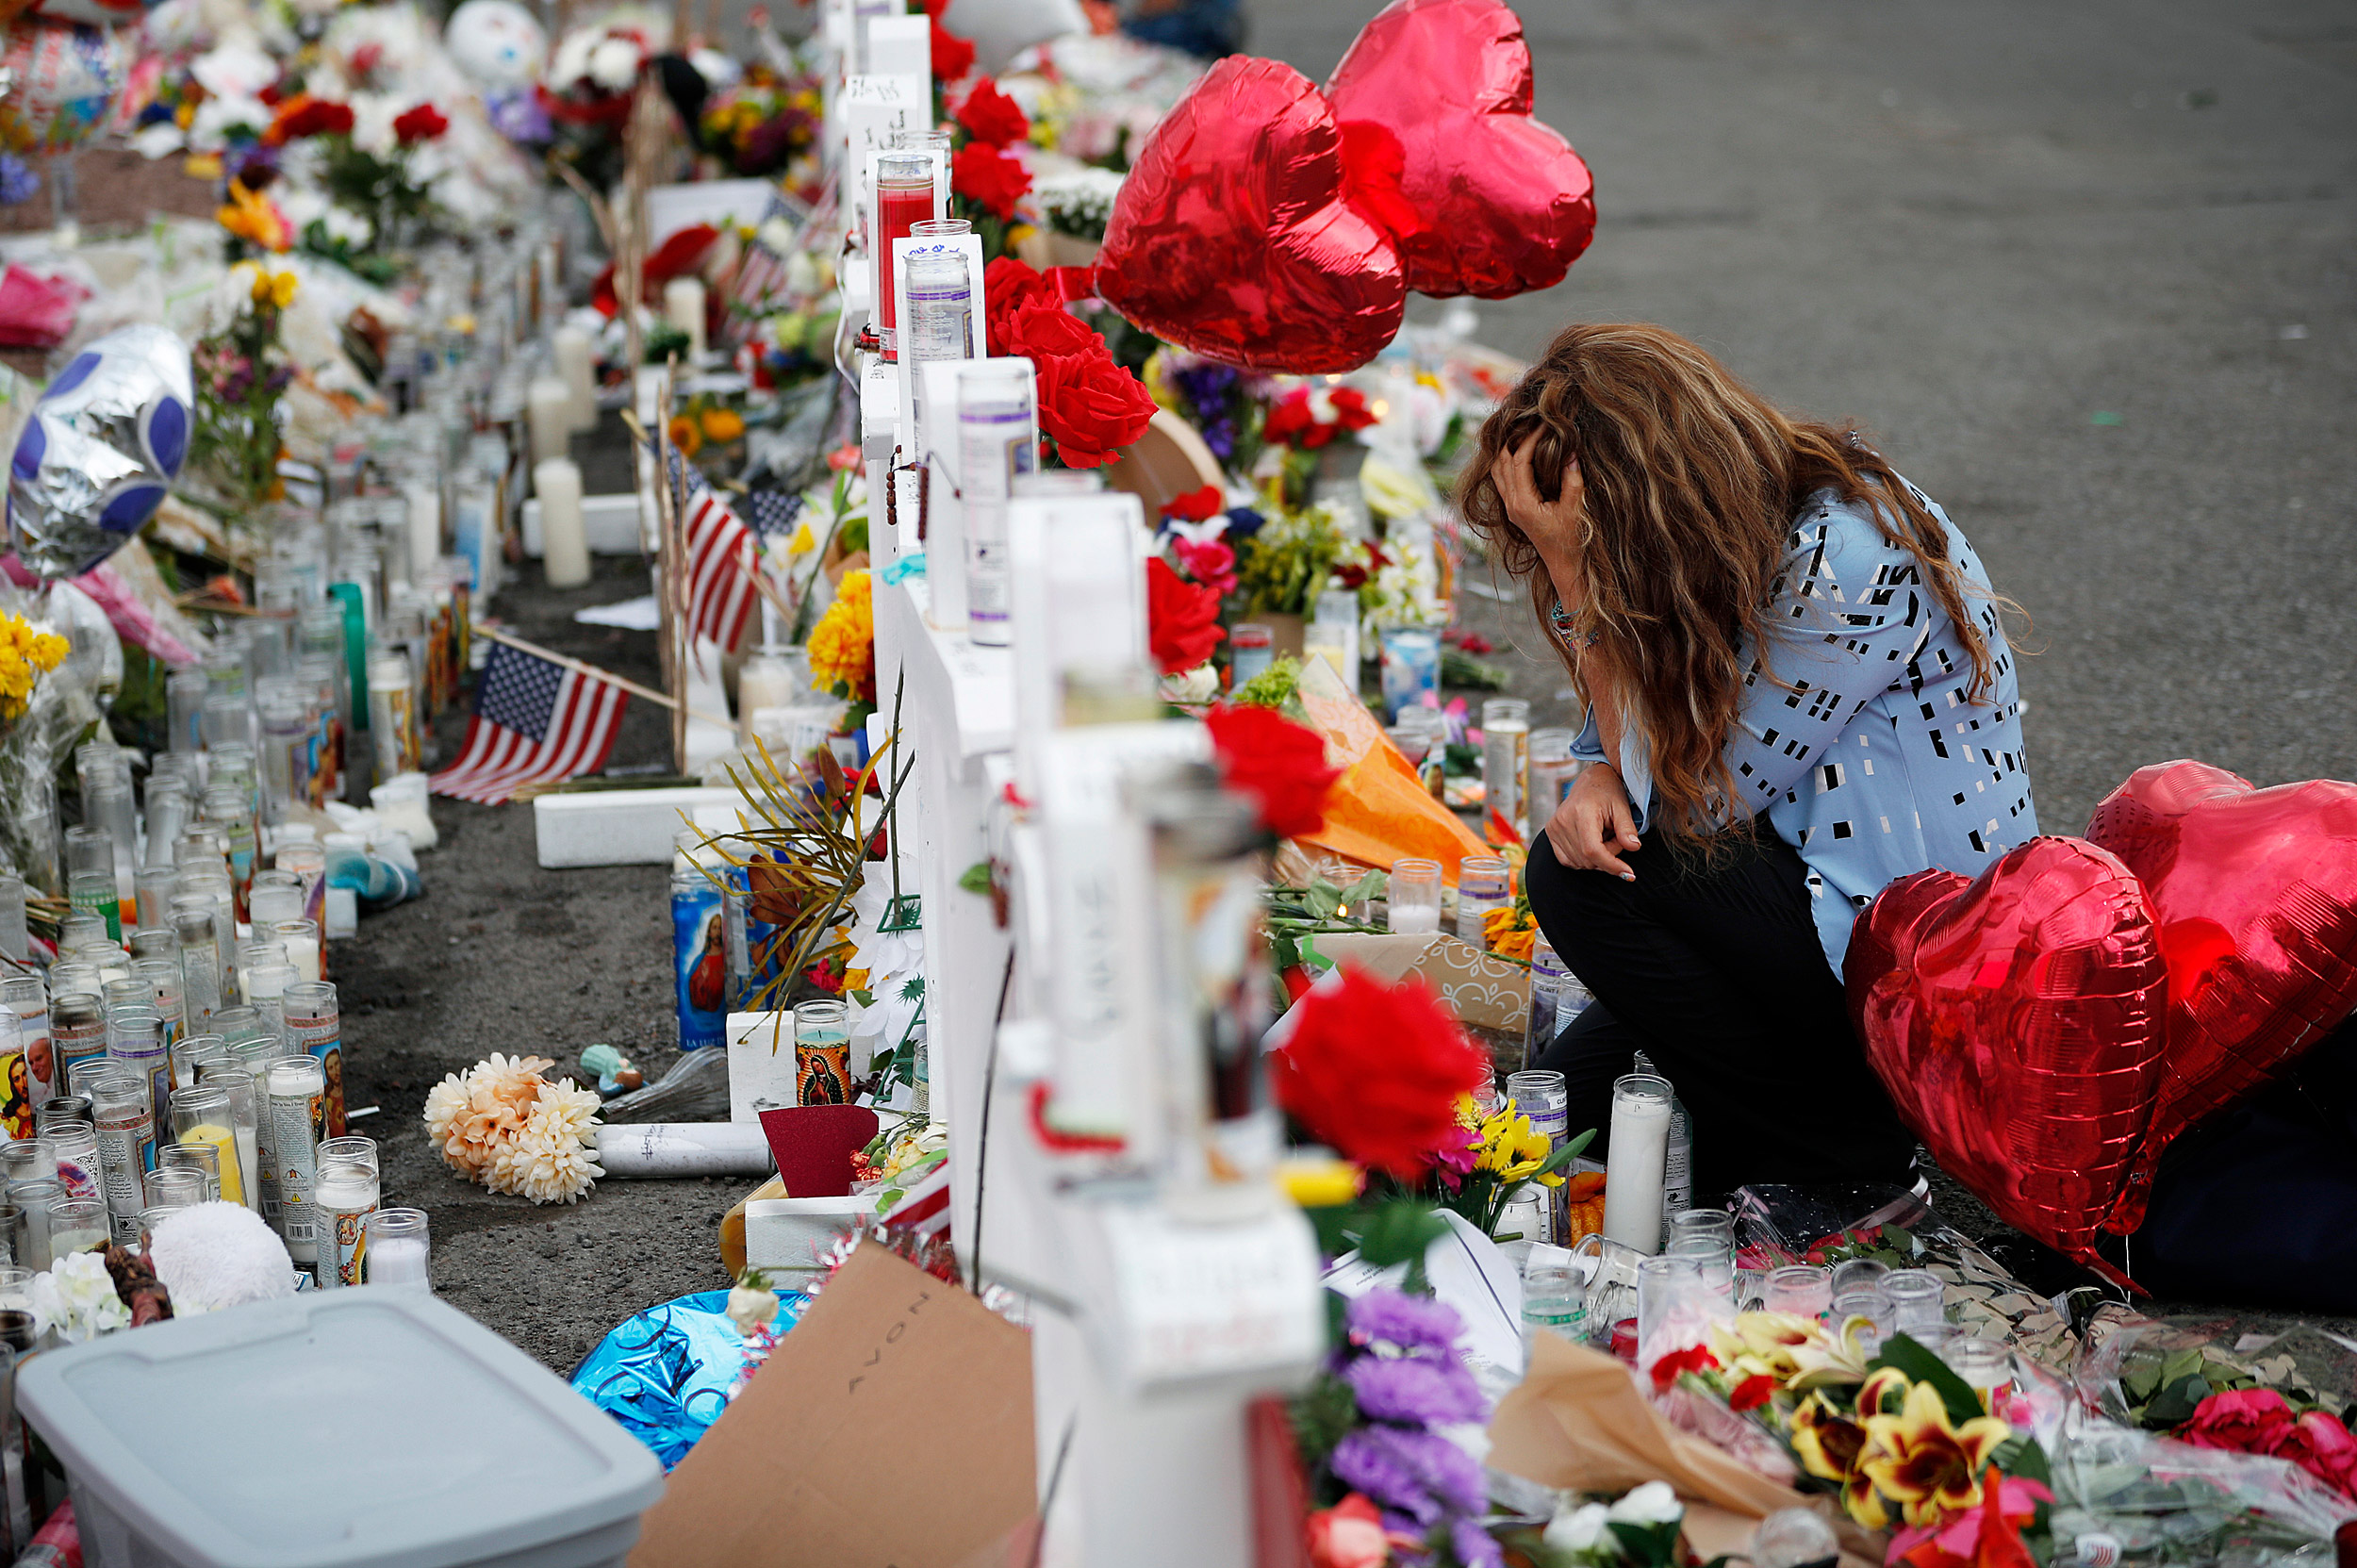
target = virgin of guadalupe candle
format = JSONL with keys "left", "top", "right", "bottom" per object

{"left": 312, "top": 1136, "right": 378, "bottom": 1288}
{"left": 671, "top": 867, "right": 727, "bottom": 1052}
{"left": 283, "top": 982, "right": 345, "bottom": 1139}
{"left": 1, "top": 978, "right": 49, "bottom": 1114}
{"left": 794, "top": 1000, "right": 852, "bottom": 1105}
{"left": 265, "top": 1055, "right": 324, "bottom": 1263}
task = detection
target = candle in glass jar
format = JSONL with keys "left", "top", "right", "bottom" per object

{"left": 265, "top": 1055, "right": 325, "bottom": 1264}
{"left": 872, "top": 152, "right": 935, "bottom": 361}
{"left": 552, "top": 324, "right": 599, "bottom": 432}
{"left": 313, "top": 1139, "right": 379, "bottom": 1289}
{"left": 1602, "top": 1072, "right": 1673, "bottom": 1254}
{"left": 366, "top": 1207, "right": 430, "bottom": 1288}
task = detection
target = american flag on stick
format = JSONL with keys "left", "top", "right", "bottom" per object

{"left": 651, "top": 442, "right": 764, "bottom": 655}
{"left": 428, "top": 639, "right": 629, "bottom": 804}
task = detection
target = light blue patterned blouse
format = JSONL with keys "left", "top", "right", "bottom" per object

{"left": 1570, "top": 482, "right": 2037, "bottom": 976}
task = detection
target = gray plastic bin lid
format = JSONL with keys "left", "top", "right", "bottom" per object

{"left": 16, "top": 1289, "right": 667, "bottom": 1568}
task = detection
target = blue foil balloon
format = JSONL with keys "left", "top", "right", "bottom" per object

{"left": 7, "top": 322, "right": 193, "bottom": 580}
{"left": 569, "top": 1288, "right": 808, "bottom": 1468}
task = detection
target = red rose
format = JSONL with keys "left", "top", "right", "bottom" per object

{"left": 952, "top": 141, "right": 1030, "bottom": 222}
{"left": 1003, "top": 297, "right": 1100, "bottom": 358}
{"left": 1306, "top": 1494, "right": 1389, "bottom": 1568}
{"left": 983, "top": 256, "right": 1057, "bottom": 348}
{"left": 393, "top": 103, "right": 449, "bottom": 144}
{"left": 1206, "top": 701, "right": 1339, "bottom": 839}
{"left": 266, "top": 95, "right": 355, "bottom": 144}
{"left": 1162, "top": 483, "right": 1223, "bottom": 522}
{"left": 2177, "top": 1388, "right": 2299, "bottom": 1457}
{"left": 955, "top": 78, "right": 1029, "bottom": 148}
{"left": 1270, "top": 966, "right": 1491, "bottom": 1178}
{"left": 930, "top": 17, "right": 976, "bottom": 83}
{"left": 1650, "top": 1342, "right": 1720, "bottom": 1392}
{"left": 2271, "top": 1411, "right": 2357, "bottom": 1498}
{"left": 1328, "top": 386, "right": 1377, "bottom": 431}
{"left": 1173, "top": 537, "right": 1235, "bottom": 595}
{"left": 1033, "top": 346, "right": 1157, "bottom": 468}
{"left": 1263, "top": 388, "right": 1316, "bottom": 447}
{"left": 1146, "top": 557, "right": 1224, "bottom": 674}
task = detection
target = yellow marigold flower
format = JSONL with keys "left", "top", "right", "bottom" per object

{"left": 667, "top": 415, "right": 702, "bottom": 458}
{"left": 1858, "top": 1379, "right": 2011, "bottom": 1527}
{"left": 217, "top": 180, "right": 292, "bottom": 253}
{"left": 807, "top": 569, "right": 876, "bottom": 702}
{"left": 700, "top": 407, "right": 745, "bottom": 441}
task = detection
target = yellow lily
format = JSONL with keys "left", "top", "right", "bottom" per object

{"left": 1788, "top": 1312, "right": 1879, "bottom": 1390}
{"left": 1858, "top": 1379, "right": 2011, "bottom": 1527}
{"left": 1727, "top": 1311, "right": 1820, "bottom": 1380}
{"left": 1789, "top": 1395, "right": 1887, "bottom": 1531}
{"left": 1856, "top": 1364, "right": 1911, "bottom": 1417}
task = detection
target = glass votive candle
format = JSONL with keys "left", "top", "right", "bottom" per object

{"left": 0, "top": 1265, "right": 31, "bottom": 1311}
{"left": 1522, "top": 1262, "right": 1588, "bottom": 1349}
{"left": 1762, "top": 1263, "right": 1832, "bottom": 1322}
{"left": 158, "top": 1140, "right": 223, "bottom": 1204}
{"left": 1670, "top": 1208, "right": 1735, "bottom": 1251}
{"left": 1831, "top": 1287, "right": 1894, "bottom": 1357}
{"left": 0, "top": 1203, "right": 19, "bottom": 1267}
{"left": 366, "top": 1207, "right": 431, "bottom": 1289}
{"left": 1942, "top": 1337, "right": 2014, "bottom": 1405}
{"left": 1882, "top": 1268, "right": 1946, "bottom": 1333}
{"left": 1385, "top": 858, "right": 1442, "bottom": 934}
{"left": 269, "top": 919, "right": 322, "bottom": 983}
{"left": 793, "top": 999, "right": 852, "bottom": 1105}
{"left": 1667, "top": 1233, "right": 1736, "bottom": 1299}
{"left": 1456, "top": 855, "right": 1511, "bottom": 945}
{"left": 1830, "top": 1258, "right": 1890, "bottom": 1296}
{"left": 0, "top": 1138, "right": 56, "bottom": 1189}
{"left": 46, "top": 1196, "right": 108, "bottom": 1261}
{"left": 1636, "top": 1252, "right": 1707, "bottom": 1365}
{"left": 1228, "top": 622, "right": 1275, "bottom": 686}
{"left": 141, "top": 1165, "right": 206, "bottom": 1213}
{"left": 10, "top": 1178, "right": 61, "bottom": 1266}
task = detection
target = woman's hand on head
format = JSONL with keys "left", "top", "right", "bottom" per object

{"left": 1546, "top": 763, "right": 1640, "bottom": 881}
{"left": 1493, "top": 436, "right": 1585, "bottom": 566}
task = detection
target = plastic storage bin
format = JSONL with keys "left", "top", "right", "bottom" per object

{"left": 17, "top": 1290, "right": 665, "bottom": 1568}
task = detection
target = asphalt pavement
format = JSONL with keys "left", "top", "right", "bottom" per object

{"left": 346, "top": 1, "right": 2356, "bottom": 1368}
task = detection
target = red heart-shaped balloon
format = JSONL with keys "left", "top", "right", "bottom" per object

{"left": 1096, "top": 57, "right": 1406, "bottom": 375}
{"left": 2084, "top": 761, "right": 2357, "bottom": 1226}
{"left": 1325, "top": 0, "right": 1595, "bottom": 298}
{"left": 1847, "top": 837, "right": 2166, "bottom": 1276}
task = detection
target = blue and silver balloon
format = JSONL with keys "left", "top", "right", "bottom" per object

{"left": 7, "top": 322, "right": 193, "bottom": 580}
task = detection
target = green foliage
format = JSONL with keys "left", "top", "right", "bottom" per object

{"left": 644, "top": 322, "right": 693, "bottom": 365}
{"left": 299, "top": 219, "right": 400, "bottom": 286}
{"left": 1870, "top": 1333, "right": 1989, "bottom": 1429}
{"left": 1228, "top": 652, "right": 1307, "bottom": 718}
{"left": 957, "top": 861, "right": 994, "bottom": 895}
{"left": 1234, "top": 506, "right": 1348, "bottom": 619}
{"left": 1441, "top": 646, "right": 1509, "bottom": 691}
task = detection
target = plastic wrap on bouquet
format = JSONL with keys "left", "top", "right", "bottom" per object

{"left": 569, "top": 1288, "right": 808, "bottom": 1469}
{"left": 7, "top": 322, "right": 192, "bottom": 580}
{"left": 1284, "top": 650, "right": 1488, "bottom": 881}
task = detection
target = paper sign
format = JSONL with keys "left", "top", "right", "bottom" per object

{"left": 629, "top": 1245, "right": 1035, "bottom": 1568}
{"left": 1098, "top": 1203, "right": 1324, "bottom": 1391}
{"left": 1312, "top": 930, "right": 1532, "bottom": 1032}
{"left": 1323, "top": 1209, "right": 1524, "bottom": 1387}
{"left": 727, "top": 1010, "right": 797, "bottom": 1124}
{"left": 645, "top": 179, "right": 782, "bottom": 248}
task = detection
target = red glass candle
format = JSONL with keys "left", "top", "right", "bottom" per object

{"left": 874, "top": 153, "right": 935, "bottom": 362}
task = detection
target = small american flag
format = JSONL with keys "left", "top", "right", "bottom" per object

{"left": 652, "top": 444, "right": 762, "bottom": 654}
{"left": 879, "top": 1153, "right": 951, "bottom": 1240}
{"left": 429, "top": 641, "right": 629, "bottom": 804}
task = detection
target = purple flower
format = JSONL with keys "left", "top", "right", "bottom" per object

{"left": 0, "top": 156, "right": 38, "bottom": 206}
{"left": 1452, "top": 1516, "right": 1505, "bottom": 1568}
{"left": 487, "top": 90, "right": 552, "bottom": 145}
{"left": 1346, "top": 1353, "right": 1488, "bottom": 1427}
{"left": 1347, "top": 1288, "right": 1464, "bottom": 1356}
{"left": 1332, "top": 1425, "right": 1485, "bottom": 1523}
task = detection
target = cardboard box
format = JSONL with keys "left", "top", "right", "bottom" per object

{"left": 630, "top": 1245, "right": 1035, "bottom": 1568}
{"left": 1311, "top": 931, "right": 1532, "bottom": 1032}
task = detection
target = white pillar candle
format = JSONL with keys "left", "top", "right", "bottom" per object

{"left": 663, "top": 277, "right": 708, "bottom": 359}
{"left": 527, "top": 375, "right": 573, "bottom": 465}
{"left": 404, "top": 482, "right": 440, "bottom": 580}
{"left": 535, "top": 457, "right": 591, "bottom": 589}
{"left": 1602, "top": 1074, "right": 1673, "bottom": 1254}
{"left": 552, "top": 324, "right": 600, "bottom": 432}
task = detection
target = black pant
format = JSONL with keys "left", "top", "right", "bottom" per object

{"left": 1525, "top": 825, "right": 1916, "bottom": 1197}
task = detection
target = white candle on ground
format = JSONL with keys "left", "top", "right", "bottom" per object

{"left": 282, "top": 934, "right": 321, "bottom": 983}
{"left": 552, "top": 325, "right": 599, "bottom": 432}
{"left": 405, "top": 483, "right": 440, "bottom": 580}
{"left": 535, "top": 457, "right": 591, "bottom": 589}
{"left": 527, "top": 375, "right": 573, "bottom": 465}
{"left": 1602, "top": 1079, "right": 1673, "bottom": 1255}
{"left": 369, "top": 1235, "right": 429, "bottom": 1287}
{"left": 663, "top": 277, "right": 708, "bottom": 358}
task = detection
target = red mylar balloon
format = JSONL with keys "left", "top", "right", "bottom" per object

{"left": 1325, "top": 0, "right": 1595, "bottom": 299}
{"left": 1847, "top": 838, "right": 2166, "bottom": 1279}
{"left": 2084, "top": 761, "right": 2357, "bottom": 1228}
{"left": 1095, "top": 56, "right": 1405, "bottom": 375}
